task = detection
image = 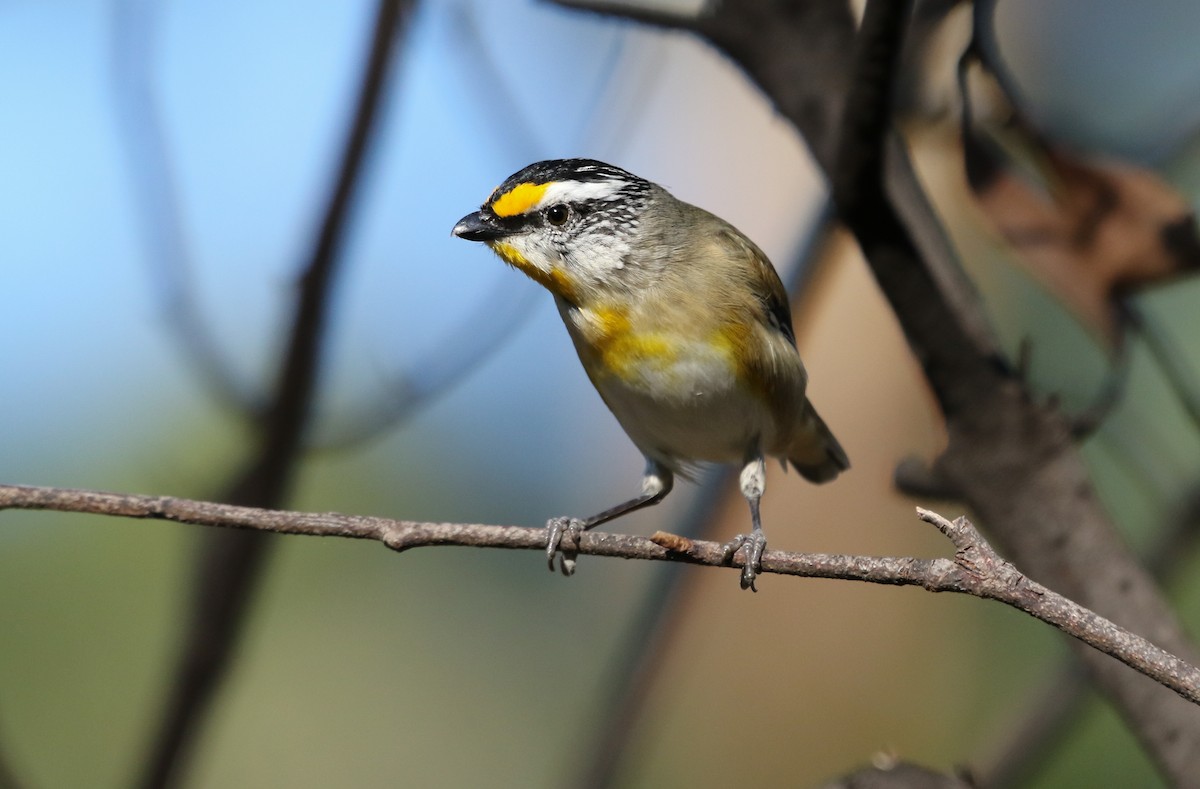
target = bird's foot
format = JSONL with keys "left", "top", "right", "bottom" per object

{"left": 546, "top": 516, "right": 584, "bottom": 576}
{"left": 721, "top": 531, "right": 767, "bottom": 591}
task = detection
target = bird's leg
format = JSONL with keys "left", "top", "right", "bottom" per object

{"left": 722, "top": 454, "right": 767, "bottom": 591}
{"left": 547, "top": 461, "right": 673, "bottom": 576}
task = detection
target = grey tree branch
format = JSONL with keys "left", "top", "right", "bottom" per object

{"left": 4, "top": 481, "right": 1200, "bottom": 708}
{"left": 548, "top": 0, "right": 1200, "bottom": 780}
{"left": 833, "top": 2, "right": 1200, "bottom": 781}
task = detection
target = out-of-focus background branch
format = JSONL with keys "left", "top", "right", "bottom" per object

{"left": 832, "top": 7, "right": 1200, "bottom": 780}
{"left": 3, "top": 0, "right": 1200, "bottom": 787}
{"left": 134, "top": 2, "right": 412, "bottom": 787}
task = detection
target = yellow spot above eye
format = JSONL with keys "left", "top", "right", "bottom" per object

{"left": 491, "top": 181, "right": 550, "bottom": 218}
{"left": 489, "top": 240, "right": 577, "bottom": 301}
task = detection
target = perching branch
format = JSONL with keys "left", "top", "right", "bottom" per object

{"left": 4, "top": 481, "right": 1200, "bottom": 708}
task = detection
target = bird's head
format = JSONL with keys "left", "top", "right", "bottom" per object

{"left": 453, "top": 158, "right": 655, "bottom": 302}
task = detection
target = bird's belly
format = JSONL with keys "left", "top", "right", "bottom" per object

{"left": 591, "top": 348, "right": 771, "bottom": 466}
{"left": 560, "top": 300, "right": 780, "bottom": 467}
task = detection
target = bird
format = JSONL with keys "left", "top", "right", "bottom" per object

{"left": 452, "top": 159, "right": 847, "bottom": 590}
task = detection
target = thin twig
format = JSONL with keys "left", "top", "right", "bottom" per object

{"left": 3, "top": 481, "right": 1200, "bottom": 707}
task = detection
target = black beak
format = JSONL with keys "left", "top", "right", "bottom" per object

{"left": 452, "top": 210, "right": 509, "bottom": 242}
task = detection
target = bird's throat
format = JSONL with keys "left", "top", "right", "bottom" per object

{"left": 489, "top": 240, "right": 578, "bottom": 302}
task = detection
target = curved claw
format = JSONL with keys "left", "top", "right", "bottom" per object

{"left": 546, "top": 516, "right": 583, "bottom": 576}
{"left": 721, "top": 532, "right": 767, "bottom": 592}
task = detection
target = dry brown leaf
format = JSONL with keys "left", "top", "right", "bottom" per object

{"left": 963, "top": 60, "right": 1200, "bottom": 342}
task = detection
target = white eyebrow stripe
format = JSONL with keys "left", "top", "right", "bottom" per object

{"left": 539, "top": 179, "right": 627, "bottom": 208}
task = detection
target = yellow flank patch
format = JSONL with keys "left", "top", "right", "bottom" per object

{"left": 712, "top": 322, "right": 752, "bottom": 366}
{"left": 589, "top": 305, "right": 677, "bottom": 380}
{"left": 714, "top": 322, "right": 769, "bottom": 393}
{"left": 489, "top": 240, "right": 577, "bottom": 301}
{"left": 491, "top": 181, "right": 549, "bottom": 218}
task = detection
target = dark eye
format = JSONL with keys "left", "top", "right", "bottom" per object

{"left": 545, "top": 204, "right": 570, "bottom": 226}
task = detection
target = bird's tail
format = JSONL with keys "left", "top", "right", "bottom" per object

{"left": 786, "top": 401, "right": 849, "bottom": 483}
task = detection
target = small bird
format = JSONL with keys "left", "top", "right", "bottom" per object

{"left": 453, "top": 159, "right": 847, "bottom": 589}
